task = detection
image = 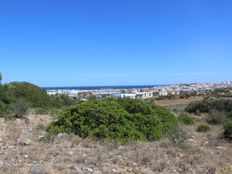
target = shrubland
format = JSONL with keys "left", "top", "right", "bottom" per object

{"left": 197, "top": 124, "right": 211, "bottom": 133}
{"left": 0, "top": 82, "right": 75, "bottom": 118}
{"left": 185, "top": 97, "right": 232, "bottom": 140}
{"left": 177, "top": 114, "right": 195, "bottom": 125}
{"left": 48, "top": 98, "right": 179, "bottom": 143}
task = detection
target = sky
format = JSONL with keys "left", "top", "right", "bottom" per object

{"left": 0, "top": 0, "right": 232, "bottom": 87}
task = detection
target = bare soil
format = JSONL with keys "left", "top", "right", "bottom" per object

{"left": 155, "top": 97, "right": 203, "bottom": 107}
{"left": 0, "top": 111, "right": 232, "bottom": 174}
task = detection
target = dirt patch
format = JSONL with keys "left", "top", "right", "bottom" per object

{"left": 155, "top": 96, "right": 203, "bottom": 107}
{"left": 0, "top": 113, "right": 232, "bottom": 173}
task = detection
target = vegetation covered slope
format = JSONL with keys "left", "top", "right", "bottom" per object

{"left": 0, "top": 82, "right": 75, "bottom": 118}
{"left": 48, "top": 98, "right": 178, "bottom": 142}
{"left": 185, "top": 97, "right": 232, "bottom": 140}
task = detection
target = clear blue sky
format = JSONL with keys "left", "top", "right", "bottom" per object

{"left": 0, "top": 0, "right": 232, "bottom": 87}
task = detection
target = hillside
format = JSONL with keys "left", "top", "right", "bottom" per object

{"left": 0, "top": 111, "right": 232, "bottom": 173}
{"left": 0, "top": 82, "right": 232, "bottom": 173}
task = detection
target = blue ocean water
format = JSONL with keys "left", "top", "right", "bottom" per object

{"left": 43, "top": 85, "right": 165, "bottom": 90}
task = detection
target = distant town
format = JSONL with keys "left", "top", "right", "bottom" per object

{"left": 45, "top": 82, "right": 232, "bottom": 100}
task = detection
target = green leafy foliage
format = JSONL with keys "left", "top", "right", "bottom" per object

{"left": 9, "top": 98, "right": 29, "bottom": 118}
{"left": 185, "top": 100, "right": 209, "bottom": 114}
{"left": 152, "top": 105, "right": 179, "bottom": 134}
{"left": 8, "top": 82, "right": 51, "bottom": 108}
{"left": 178, "top": 114, "right": 195, "bottom": 125}
{"left": 197, "top": 124, "right": 211, "bottom": 133}
{"left": 48, "top": 99, "right": 178, "bottom": 143}
{"left": 186, "top": 97, "right": 232, "bottom": 140}
{"left": 185, "top": 98, "right": 232, "bottom": 114}
{"left": 224, "top": 119, "right": 232, "bottom": 140}
{"left": 166, "top": 128, "right": 188, "bottom": 148}
{"left": 0, "top": 82, "right": 76, "bottom": 118}
{"left": 207, "top": 110, "right": 226, "bottom": 125}
{"left": 0, "top": 100, "right": 7, "bottom": 117}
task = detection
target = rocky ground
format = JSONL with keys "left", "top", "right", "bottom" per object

{"left": 0, "top": 113, "right": 232, "bottom": 174}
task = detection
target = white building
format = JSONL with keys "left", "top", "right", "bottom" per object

{"left": 159, "top": 89, "right": 168, "bottom": 96}
{"left": 112, "top": 93, "right": 136, "bottom": 99}
{"left": 136, "top": 92, "right": 153, "bottom": 99}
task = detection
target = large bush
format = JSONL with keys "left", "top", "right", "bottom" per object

{"left": 185, "top": 98, "right": 232, "bottom": 114}
{"left": 0, "top": 82, "right": 76, "bottom": 118}
{"left": 152, "top": 105, "right": 179, "bottom": 134}
{"left": 48, "top": 99, "right": 178, "bottom": 142}
{"left": 9, "top": 82, "right": 52, "bottom": 108}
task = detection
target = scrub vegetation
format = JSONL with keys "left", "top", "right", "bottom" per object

{"left": 48, "top": 98, "right": 178, "bottom": 143}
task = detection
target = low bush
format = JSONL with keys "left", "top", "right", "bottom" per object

{"left": 197, "top": 124, "right": 211, "bottom": 133}
{"left": 0, "top": 100, "right": 7, "bottom": 117}
{"left": 166, "top": 128, "right": 188, "bottom": 148}
{"left": 34, "top": 107, "right": 49, "bottom": 115}
{"left": 178, "top": 114, "right": 195, "bottom": 125}
{"left": 224, "top": 119, "right": 232, "bottom": 140}
{"left": 48, "top": 99, "right": 178, "bottom": 143}
{"left": 9, "top": 98, "right": 29, "bottom": 118}
{"left": 207, "top": 110, "right": 226, "bottom": 125}
{"left": 185, "top": 98, "right": 232, "bottom": 115}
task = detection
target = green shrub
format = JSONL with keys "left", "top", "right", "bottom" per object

{"left": 178, "top": 114, "right": 195, "bottom": 125}
{"left": 48, "top": 99, "right": 178, "bottom": 143}
{"left": 34, "top": 107, "right": 49, "bottom": 115}
{"left": 227, "top": 112, "right": 232, "bottom": 119}
{"left": 152, "top": 105, "right": 178, "bottom": 134}
{"left": 185, "top": 98, "right": 232, "bottom": 115}
{"left": 9, "top": 82, "right": 52, "bottom": 108}
{"left": 224, "top": 119, "right": 232, "bottom": 140}
{"left": 197, "top": 124, "right": 211, "bottom": 133}
{"left": 0, "top": 100, "right": 7, "bottom": 117}
{"left": 117, "top": 98, "right": 153, "bottom": 115}
{"left": 207, "top": 110, "right": 226, "bottom": 125}
{"left": 0, "top": 81, "right": 76, "bottom": 119}
{"left": 185, "top": 100, "right": 209, "bottom": 114}
{"left": 167, "top": 128, "right": 188, "bottom": 148}
{"left": 10, "top": 98, "right": 29, "bottom": 118}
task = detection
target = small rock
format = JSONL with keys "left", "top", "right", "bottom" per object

{"left": 0, "top": 138, "right": 3, "bottom": 142}
{"left": 133, "top": 162, "right": 137, "bottom": 166}
{"left": 85, "top": 168, "right": 93, "bottom": 173}
{"left": 75, "top": 167, "right": 84, "bottom": 174}
{"left": 19, "top": 139, "right": 32, "bottom": 146}
{"left": 216, "top": 146, "right": 226, "bottom": 150}
{"left": 69, "top": 151, "right": 73, "bottom": 156}
{"left": 207, "top": 167, "right": 216, "bottom": 174}
{"left": 38, "top": 135, "right": 45, "bottom": 139}
{"left": 112, "top": 168, "right": 117, "bottom": 173}
{"left": 57, "top": 133, "right": 68, "bottom": 138}
{"left": 24, "top": 155, "right": 29, "bottom": 158}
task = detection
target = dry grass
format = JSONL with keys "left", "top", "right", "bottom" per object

{"left": 155, "top": 96, "right": 203, "bottom": 107}
{"left": 0, "top": 112, "right": 232, "bottom": 173}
